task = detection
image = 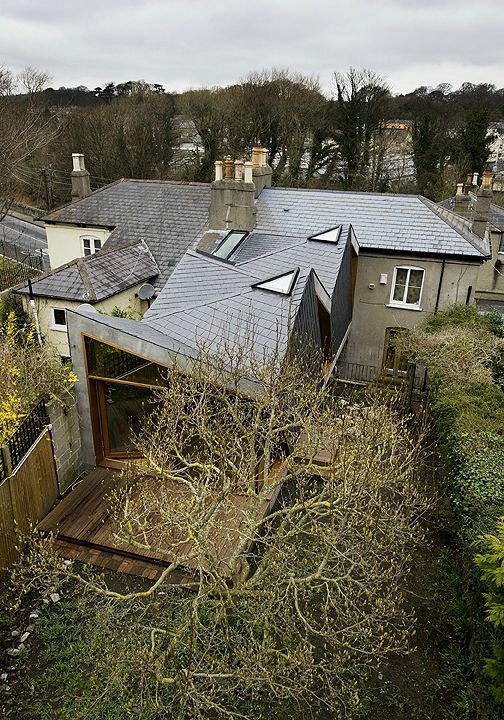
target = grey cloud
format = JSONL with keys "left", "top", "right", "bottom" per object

{"left": 1, "top": 0, "right": 502, "bottom": 93}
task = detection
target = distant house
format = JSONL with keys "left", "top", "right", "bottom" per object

{"left": 61, "top": 151, "right": 488, "bottom": 469}
{"left": 13, "top": 154, "right": 211, "bottom": 356}
{"left": 439, "top": 171, "right": 504, "bottom": 315}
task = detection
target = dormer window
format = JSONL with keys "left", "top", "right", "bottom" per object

{"left": 213, "top": 231, "right": 248, "bottom": 260}
{"left": 252, "top": 269, "right": 299, "bottom": 296}
{"left": 82, "top": 236, "right": 102, "bottom": 256}
{"left": 308, "top": 226, "right": 342, "bottom": 244}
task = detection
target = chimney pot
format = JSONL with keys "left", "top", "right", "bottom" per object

{"left": 482, "top": 169, "right": 493, "bottom": 190}
{"left": 456, "top": 183, "right": 464, "bottom": 196}
{"left": 224, "top": 157, "right": 234, "bottom": 180}
{"left": 472, "top": 172, "right": 479, "bottom": 186}
{"left": 244, "top": 161, "right": 253, "bottom": 184}
{"left": 261, "top": 148, "right": 268, "bottom": 167}
{"left": 234, "top": 159, "right": 244, "bottom": 181}
{"left": 71, "top": 152, "right": 91, "bottom": 202}
{"left": 251, "top": 146, "right": 263, "bottom": 167}
{"left": 214, "top": 160, "right": 223, "bottom": 182}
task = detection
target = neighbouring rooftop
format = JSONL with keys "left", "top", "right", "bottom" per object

{"left": 44, "top": 179, "right": 212, "bottom": 285}
{"left": 14, "top": 241, "right": 158, "bottom": 303}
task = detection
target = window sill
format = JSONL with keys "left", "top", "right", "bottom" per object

{"left": 386, "top": 303, "right": 423, "bottom": 312}
{"left": 50, "top": 325, "right": 68, "bottom": 332}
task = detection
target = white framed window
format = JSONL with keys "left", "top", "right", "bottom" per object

{"left": 82, "top": 236, "right": 102, "bottom": 256}
{"left": 51, "top": 308, "right": 67, "bottom": 330}
{"left": 389, "top": 266, "right": 424, "bottom": 308}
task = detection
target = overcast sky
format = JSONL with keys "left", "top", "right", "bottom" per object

{"left": 1, "top": 0, "right": 503, "bottom": 96}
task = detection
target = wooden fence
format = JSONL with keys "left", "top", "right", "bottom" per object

{"left": 0, "top": 406, "right": 58, "bottom": 570}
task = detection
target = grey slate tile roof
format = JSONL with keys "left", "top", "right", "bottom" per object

{"left": 44, "top": 179, "right": 211, "bottom": 284}
{"left": 14, "top": 241, "right": 158, "bottom": 303}
{"left": 143, "top": 228, "right": 348, "bottom": 359}
{"left": 256, "top": 187, "right": 488, "bottom": 258}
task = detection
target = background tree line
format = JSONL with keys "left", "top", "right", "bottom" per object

{"left": 1, "top": 63, "right": 503, "bottom": 210}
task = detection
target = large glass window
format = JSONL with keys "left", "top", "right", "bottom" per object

{"left": 390, "top": 266, "right": 424, "bottom": 307}
{"left": 85, "top": 337, "right": 168, "bottom": 386}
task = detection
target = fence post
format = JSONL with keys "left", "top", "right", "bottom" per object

{"left": 1, "top": 444, "right": 12, "bottom": 477}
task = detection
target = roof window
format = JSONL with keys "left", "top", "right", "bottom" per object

{"left": 213, "top": 230, "right": 248, "bottom": 260}
{"left": 252, "top": 268, "right": 299, "bottom": 296}
{"left": 308, "top": 226, "right": 342, "bottom": 244}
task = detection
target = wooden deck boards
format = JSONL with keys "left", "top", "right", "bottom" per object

{"left": 38, "top": 466, "right": 273, "bottom": 581}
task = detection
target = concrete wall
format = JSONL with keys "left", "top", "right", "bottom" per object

{"left": 475, "top": 229, "right": 504, "bottom": 302}
{"left": 21, "top": 288, "right": 149, "bottom": 357}
{"left": 343, "top": 252, "right": 481, "bottom": 368}
{"left": 46, "top": 223, "right": 112, "bottom": 269}
{"left": 46, "top": 391, "right": 83, "bottom": 493}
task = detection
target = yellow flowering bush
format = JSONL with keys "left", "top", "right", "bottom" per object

{"left": 0, "top": 311, "right": 77, "bottom": 443}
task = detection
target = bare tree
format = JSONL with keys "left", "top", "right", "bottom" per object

{"left": 330, "top": 67, "right": 391, "bottom": 189}
{"left": 17, "top": 65, "right": 52, "bottom": 96}
{"left": 20, "top": 335, "right": 430, "bottom": 718}
{"left": 0, "top": 64, "right": 14, "bottom": 96}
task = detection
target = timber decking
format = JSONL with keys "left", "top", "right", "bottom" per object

{"left": 38, "top": 466, "right": 273, "bottom": 581}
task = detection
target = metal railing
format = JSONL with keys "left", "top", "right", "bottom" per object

{"left": 1, "top": 400, "right": 49, "bottom": 477}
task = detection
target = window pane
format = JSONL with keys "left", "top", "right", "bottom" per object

{"left": 95, "top": 239, "right": 102, "bottom": 251}
{"left": 53, "top": 309, "right": 66, "bottom": 326}
{"left": 499, "top": 233, "right": 504, "bottom": 253}
{"left": 409, "top": 270, "right": 424, "bottom": 288}
{"left": 213, "top": 231, "right": 247, "bottom": 260}
{"left": 85, "top": 337, "right": 168, "bottom": 385}
{"left": 393, "top": 268, "right": 408, "bottom": 302}
{"left": 406, "top": 285, "right": 421, "bottom": 304}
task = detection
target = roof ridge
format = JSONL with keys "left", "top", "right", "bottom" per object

{"left": 76, "top": 260, "right": 97, "bottom": 302}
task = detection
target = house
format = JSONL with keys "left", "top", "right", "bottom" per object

{"left": 439, "top": 171, "right": 504, "bottom": 315}
{"left": 60, "top": 150, "right": 488, "bottom": 469}
{"left": 13, "top": 154, "right": 211, "bottom": 356}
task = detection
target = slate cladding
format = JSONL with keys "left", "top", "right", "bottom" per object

{"left": 15, "top": 241, "right": 158, "bottom": 302}
{"left": 44, "top": 179, "right": 212, "bottom": 285}
{"left": 143, "top": 226, "right": 351, "bottom": 359}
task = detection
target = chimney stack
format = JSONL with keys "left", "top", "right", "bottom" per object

{"left": 250, "top": 145, "right": 272, "bottom": 198}
{"left": 71, "top": 153, "right": 91, "bottom": 202}
{"left": 472, "top": 170, "right": 493, "bottom": 239}
{"left": 453, "top": 182, "right": 470, "bottom": 217}
{"left": 209, "top": 158, "right": 256, "bottom": 231}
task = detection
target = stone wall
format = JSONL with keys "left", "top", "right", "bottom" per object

{"left": 46, "top": 389, "right": 83, "bottom": 493}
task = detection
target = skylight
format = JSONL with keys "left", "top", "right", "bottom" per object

{"left": 308, "top": 226, "right": 342, "bottom": 244}
{"left": 252, "top": 269, "right": 299, "bottom": 296}
{"left": 213, "top": 230, "right": 248, "bottom": 260}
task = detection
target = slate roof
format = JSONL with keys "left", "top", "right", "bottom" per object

{"left": 14, "top": 241, "right": 158, "bottom": 303}
{"left": 255, "top": 187, "right": 488, "bottom": 258}
{"left": 44, "top": 179, "right": 211, "bottom": 284}
{"left": 142, "top": 228, "right": 349, "bottom": 359}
